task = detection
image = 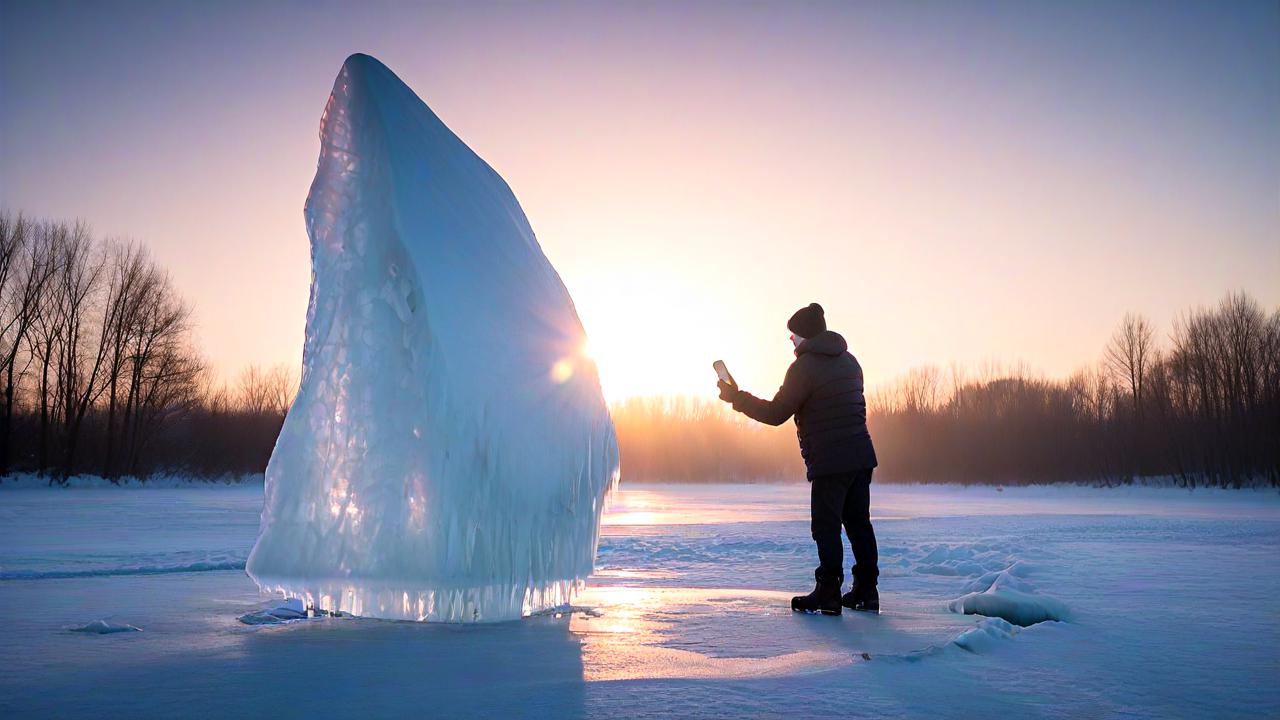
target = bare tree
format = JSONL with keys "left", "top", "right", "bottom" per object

{"left": 118, "top": 267, "right": 198, "bottom": 476}
{"left": 26, "top": 222, "right": 73, "bottom": 476}
{"left": 53, "top": 222, "right": 110, "bottom": 480}
{"left": 99, "top": 242, "right": 152, "bottom": 478}
{"left": 121, "top": 338, "right": 203, "bottom": 475}
{"left": 235, "top": 365, "right": 273, "bottom": 416}
{"left": 0, "top": 212, "right": 21, "bottom": 475}
{"left": 231, "top": 364, "right": 296, "bottom": 418}
{"left": 1104, "top": 313, "right": 1156, "bottom": 422}
{"left": 265, "top": 364, "right": 299, "bottom": 418}
{"left": 0, "top": 213, "right": 57, "bottom": 474}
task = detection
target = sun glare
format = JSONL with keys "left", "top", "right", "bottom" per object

{"left": 580, "top": 289, "right": 740, "bottom": 402}
{"left": 570, "top": 268, "right": 794, "bottom": 404}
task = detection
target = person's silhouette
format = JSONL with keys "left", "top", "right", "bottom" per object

{"left": 718, "top": 303, "right": 880, "bottom": 614}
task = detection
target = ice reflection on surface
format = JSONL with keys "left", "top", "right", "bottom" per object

{"left": 601, "top": 485, "right": 810, "bottom": 526}
{"left": 569, "top": 586, "right": 853, "bottom": 681}
{"left": 602, "top": 484, "right": 910, "bottom": 526}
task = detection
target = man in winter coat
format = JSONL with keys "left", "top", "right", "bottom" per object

{"left": 717, "top": 303, "right": 880, "bottom": 615}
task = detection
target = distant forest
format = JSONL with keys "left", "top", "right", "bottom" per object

{"left": 618, "top": 295, "right": 1280, "bottom": 488}
{"left": 877, "top": 293, "right": 1278, "bottom": 487}
{"left": 0, "top": 214, "right": 289, "bottom": 481}
{"left": 1, "top": 212, "right": 1276, "bottom": 487}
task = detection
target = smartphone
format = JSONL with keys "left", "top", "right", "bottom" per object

{"left": 712, "top": 360, "right": 735, "bottom": 385}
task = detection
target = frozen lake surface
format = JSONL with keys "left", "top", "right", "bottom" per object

{"left": 1, "top": 482, "right": 1278, "bottom": 718}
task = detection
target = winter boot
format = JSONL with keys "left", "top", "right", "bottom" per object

{"left": 841, "top": 579, "right": 879, "bottom": 614}
{"left": 791, "top": 572, "right": 843, "bottom": 616}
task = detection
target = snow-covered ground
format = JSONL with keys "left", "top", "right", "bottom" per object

{"left": 1, "top": 482, "right": 1277, "bottom": 718}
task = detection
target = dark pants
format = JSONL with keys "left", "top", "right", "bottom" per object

{"left": 810, "top": 469, "right": 878, "bottom": 585}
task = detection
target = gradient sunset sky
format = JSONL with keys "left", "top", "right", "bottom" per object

{"left": 2, "top": 0, "right": 1277, "bottom": 400}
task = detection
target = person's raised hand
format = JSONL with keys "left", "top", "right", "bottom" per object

{"left": 717, "top": 380, "right": 739, "bottom": 403}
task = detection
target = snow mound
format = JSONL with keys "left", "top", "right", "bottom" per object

{"left": 71, "top": 620, "right": 141, "bottom": 634}
{"left": 890, "top": 541, "right": 1020, "bottom": 579}
{"left": 951, "top": 617, "right": 1018, "bottom": 652}
{"left": 961, "top": 561, "right": 1034, "bottom": 593}
{"left": 949, "top": 564, "right": 1069, "bottom": 626}
{"left": 886, "top": 617, "right": 1022, "bottom": 663}
{"left": 245, "top": 54, "right": 618, "bottom": 623}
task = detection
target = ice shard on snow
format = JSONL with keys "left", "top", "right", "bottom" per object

{"left": 246, "top": 54, "right": 618, "bottom": 622}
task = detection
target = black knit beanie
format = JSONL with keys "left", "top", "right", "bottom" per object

{"left": 787, "top": 303, "right": 826, "bottom": 339}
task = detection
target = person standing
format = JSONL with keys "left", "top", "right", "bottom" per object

{"left": 717, "top": 303, "right": 880, "bottom": 615}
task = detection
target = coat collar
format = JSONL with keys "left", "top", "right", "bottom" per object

{"left": 795, "top": 330, "right": 848, "bottom": 357}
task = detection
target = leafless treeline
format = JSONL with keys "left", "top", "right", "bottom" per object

{"left": 0, "top": 213, "right": 297, "bottom": 482}
{"left": 4, "top": 213, "right": 1272, "bottom": 487}
{"left": 869, "top": 292, "right": 1279, "bottom": 486}
{"left": 613, "top": 292, "right": 1278, "bottom": 487}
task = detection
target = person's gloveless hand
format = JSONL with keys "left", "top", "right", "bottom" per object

{"left": 717, "top": 380, "right": 739, "bottom": 403}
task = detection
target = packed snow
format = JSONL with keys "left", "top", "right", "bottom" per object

{"left": 246, "top": 53, "right": 617, "bottom": 623}
{"left": 1, "top": 482, "right": 1278, "bottom": 718}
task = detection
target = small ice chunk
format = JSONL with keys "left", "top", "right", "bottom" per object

{"left": 270, "top": 597, "right": 307, "bottom": 618}
{"left": 71, "top": 620, "right": 141, "bottom": 634}
{"left": 239, "top": 598, "right": 310, "bottom": 625}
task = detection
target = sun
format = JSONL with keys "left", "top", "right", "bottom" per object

{"left": 574, "top": 287, "right": 748, "bottom": 402}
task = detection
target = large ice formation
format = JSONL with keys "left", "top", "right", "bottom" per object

{"left": 246, "top": 54, "right": 618, "bottom": 622}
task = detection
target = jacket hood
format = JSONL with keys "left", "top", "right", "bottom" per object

{"left": 796, "top": 330, "right": 847, "bottom": 357}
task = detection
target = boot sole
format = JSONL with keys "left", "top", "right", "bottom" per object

{"left": 791, "top": 606, "right": 842, "bottom": 616}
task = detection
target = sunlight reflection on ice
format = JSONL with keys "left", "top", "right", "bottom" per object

{"left": 601, "top": 487, "right": 807, "bottom": 525}
{"left": 569, "top": 586, "right": 852, "bottom": 681}
{"left": 601, "top": 485, "right": 907, "bottom": 526}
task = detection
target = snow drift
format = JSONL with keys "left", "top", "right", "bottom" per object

{"left": 949, "top": 564, "right": 1070, "bottom": 626}
{"left": 245, "top": 54, "right": 618, "bottom": 622}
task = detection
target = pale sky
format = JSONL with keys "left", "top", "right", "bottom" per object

{"left": 2, "top": 0, "right": 1277, "bottom": 400}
